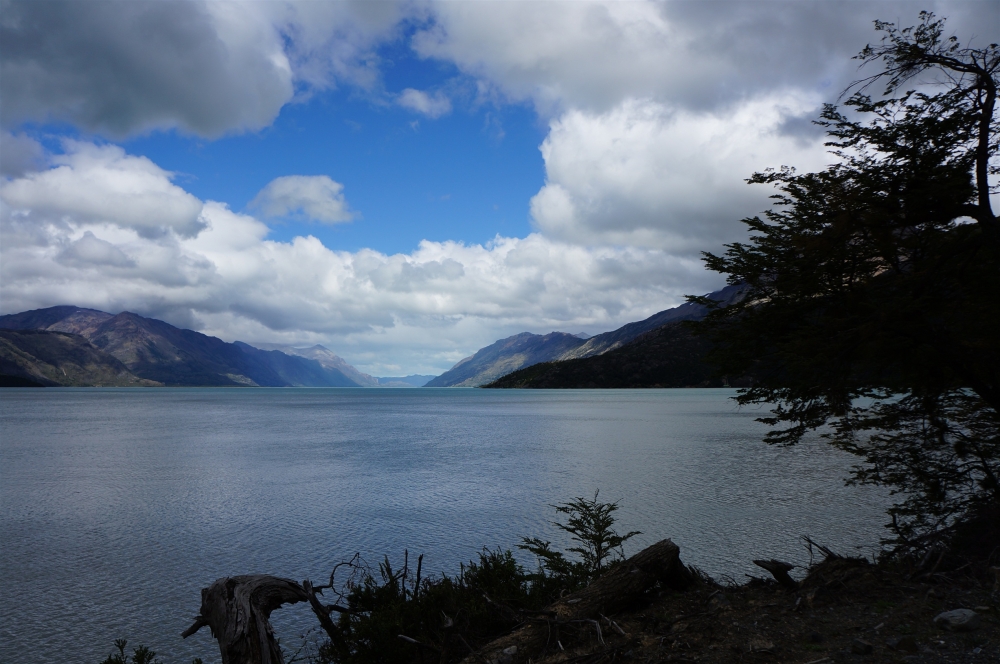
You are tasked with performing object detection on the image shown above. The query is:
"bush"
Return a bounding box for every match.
[316,492,639,664]
[518,490,640,592]
[99,640,164,664]
[99,638,200,664]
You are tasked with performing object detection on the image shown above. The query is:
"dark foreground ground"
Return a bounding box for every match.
[510,555,998,664]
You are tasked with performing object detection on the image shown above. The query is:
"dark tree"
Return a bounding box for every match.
[693,13,999,547]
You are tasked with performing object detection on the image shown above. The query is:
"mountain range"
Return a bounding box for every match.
[427,284,744,387]
[0,285,741,388]
[0,306,377,388]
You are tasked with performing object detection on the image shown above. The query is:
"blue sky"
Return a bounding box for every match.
[122,50,548,254]
[1,0,994,375]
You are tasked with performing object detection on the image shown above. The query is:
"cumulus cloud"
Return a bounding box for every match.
[0,142,205,238]
[0,0,290,136]
[249,175,355,224]
[397,88,453,118]
[2,1,989,137]
[529,93,832,251]
[57,231,136,269]
[413,0,990,116]
[0,0,404,137]
[0,142,717,373]
[271,0,408,92]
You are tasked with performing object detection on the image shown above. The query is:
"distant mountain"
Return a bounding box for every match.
[377,375,436,387]
[483,320,750,389]
[558,284,745,360]
[0,305,112,337]
[81,312,290,386]
[0,306,372,387]
[0,329,160,387]
[426,285,745,387]
[250,343,378,386]
[425,332,588,387]
[234,342,361,387]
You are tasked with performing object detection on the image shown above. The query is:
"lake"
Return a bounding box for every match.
[0,388,889,663]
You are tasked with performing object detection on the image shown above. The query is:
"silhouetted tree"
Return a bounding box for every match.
[693,13,999,547]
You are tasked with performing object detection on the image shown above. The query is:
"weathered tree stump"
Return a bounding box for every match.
[460,539,694,664]
[181,575,310,664]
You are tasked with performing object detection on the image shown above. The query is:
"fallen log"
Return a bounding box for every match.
[549,538,695,618]
[460,539,694,664]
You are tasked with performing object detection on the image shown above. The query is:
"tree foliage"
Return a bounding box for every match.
[519,490,640,586]
[693,13,999,546]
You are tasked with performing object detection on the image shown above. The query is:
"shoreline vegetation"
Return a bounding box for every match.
[106,496,999,664]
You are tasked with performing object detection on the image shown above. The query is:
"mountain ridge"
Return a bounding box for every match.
[424,331,588,387]
[250,342,378,386]
[483,319,745,389]
[426,285,743,387]
[0,306,372,387]
[558,284,745,360]
[0,329,161,387]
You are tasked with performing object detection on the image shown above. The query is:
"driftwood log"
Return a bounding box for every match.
[753,559,798,590]
[182,574,338,664]
[460,539,694,664]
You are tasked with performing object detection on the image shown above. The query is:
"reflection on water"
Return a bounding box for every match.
[0,388,888,663]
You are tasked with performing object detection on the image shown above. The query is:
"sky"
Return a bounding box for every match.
[1,0,996,376]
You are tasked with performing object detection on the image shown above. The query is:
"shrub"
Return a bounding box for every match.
[316,492,639,664]
[99,640,163,664]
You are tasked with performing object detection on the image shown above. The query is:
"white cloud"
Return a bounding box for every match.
[397,88,453,118]
[2,1,990,137]
[57,231,136,269]
[413,1,992,117]
[0,142,205,238]
[529,93,832,251]
[249,175,355,224]
[0,142,719,374]
[271,0,408,93]
[413,1,677,115]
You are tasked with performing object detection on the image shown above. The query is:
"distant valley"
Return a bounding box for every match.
[427,284,743,388]
[0,285,741,388]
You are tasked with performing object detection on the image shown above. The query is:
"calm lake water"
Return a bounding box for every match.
[0,388,889,663]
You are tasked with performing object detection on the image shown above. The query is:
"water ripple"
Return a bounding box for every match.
[1,388,888,663]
